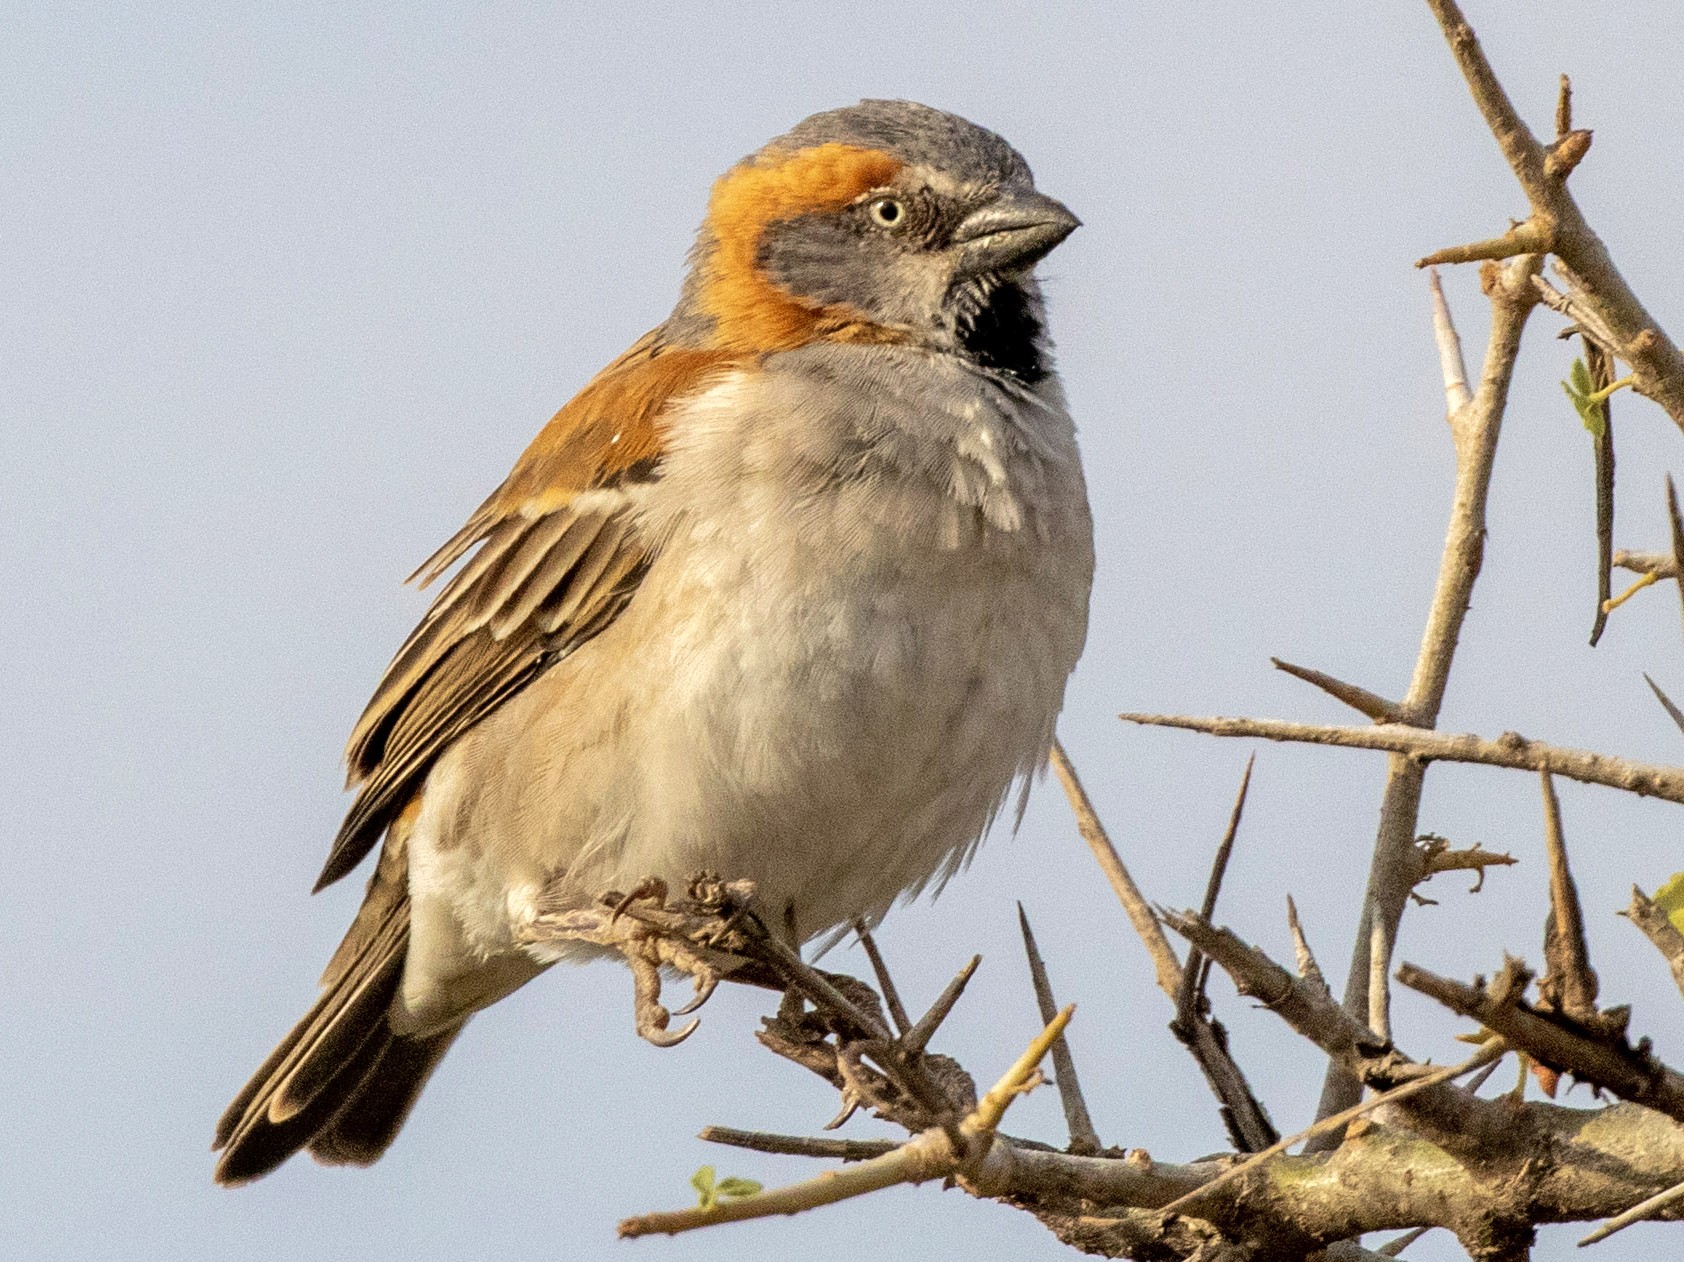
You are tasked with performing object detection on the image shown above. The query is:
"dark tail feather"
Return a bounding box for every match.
[309,1023,462,1166]
[213,905,462,1185]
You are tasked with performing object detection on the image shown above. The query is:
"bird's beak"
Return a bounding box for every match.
[950,190,1080,277]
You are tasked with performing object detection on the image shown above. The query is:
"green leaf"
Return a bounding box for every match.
[1653,871,1684,936]
[714,1177,764,1200]
[691,1165,717,1210]
[1562,356,1607,437]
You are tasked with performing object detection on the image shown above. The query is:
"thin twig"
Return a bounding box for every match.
[1586,340,1616,647]
[1055,742,1276,1152]
[1423,0,1684,428]
[1398,958,1684,1123]
[1120,713,1684,805]
[1157,1041,1506,1218]
[1308,260,1538,1129]
[1614,549,1679,579]
[699,1127,899,1162]
[1050,738,1184,997]
[618,1007,1073,1238]
[1667,476,1684,652]
[1017,904,1101,1154]
[1417,838,1516,889]
[754,934,893,1041]
[1578,1175,1684,1246]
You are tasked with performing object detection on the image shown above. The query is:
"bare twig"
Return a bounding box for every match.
[1160,908,1531,1164]
[1054,742,1276,1153]
[1614,549,1679,580]
[1578,1176,1684,1246]
[1050,739,1184,997]
[619,1007,1073,1238]
[1534,269,1624,356]
[699,1127,899,1162]
[1422,0,1684,429]
[1300,260,1539,1125]
[1416,836,1516,892]
[1623,886,1684,1003]
[1018,904,1101,1154]
[1157,1041,1506,1219]
[1397,958,1684,1123]
[1272,657,1405,723]
[1417,221,1550,269]
[1119,713,1684,805]
[1161,758,1281,1154]
[1158,910,1390,1073]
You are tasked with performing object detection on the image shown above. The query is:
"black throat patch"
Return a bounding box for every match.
[950,275,1046,384]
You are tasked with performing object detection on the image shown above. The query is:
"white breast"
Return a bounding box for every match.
[596,347,1093,941]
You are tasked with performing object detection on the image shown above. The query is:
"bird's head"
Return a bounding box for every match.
[671,100,1078,384]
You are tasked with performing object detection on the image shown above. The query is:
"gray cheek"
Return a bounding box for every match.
[759,219,954,334]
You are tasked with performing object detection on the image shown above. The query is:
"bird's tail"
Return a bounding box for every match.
[213,897,461,1185]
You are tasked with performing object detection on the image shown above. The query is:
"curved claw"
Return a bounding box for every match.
[823,1093,861,1131]
[672,973,720,1017]
[610,875,669,925]
[640,1016,701,1048]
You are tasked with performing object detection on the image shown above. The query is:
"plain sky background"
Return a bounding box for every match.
[7,3,1684,1259]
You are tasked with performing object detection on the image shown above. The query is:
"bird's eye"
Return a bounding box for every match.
[867,196,905,227]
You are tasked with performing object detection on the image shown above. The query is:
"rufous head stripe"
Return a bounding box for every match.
[699,143,902,351]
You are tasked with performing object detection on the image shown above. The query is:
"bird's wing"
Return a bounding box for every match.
[312,331,742,892]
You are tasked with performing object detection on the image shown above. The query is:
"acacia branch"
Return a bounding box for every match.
[1397,958,1684,1123]
[1119,713,1684,805]
[1288,261,1537,1129]
[1421,0,1684,429]
[620,1007,1074,1238]
[680,912,1684,1258]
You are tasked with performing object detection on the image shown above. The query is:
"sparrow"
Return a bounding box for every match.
[214,99,1093,1184]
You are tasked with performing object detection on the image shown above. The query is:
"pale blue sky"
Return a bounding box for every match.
[7,4,1684,1260]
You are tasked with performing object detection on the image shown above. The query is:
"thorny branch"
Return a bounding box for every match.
[1421,0,1684,429]
[1119,711,1684,806]
[1319,256,1538,1125]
